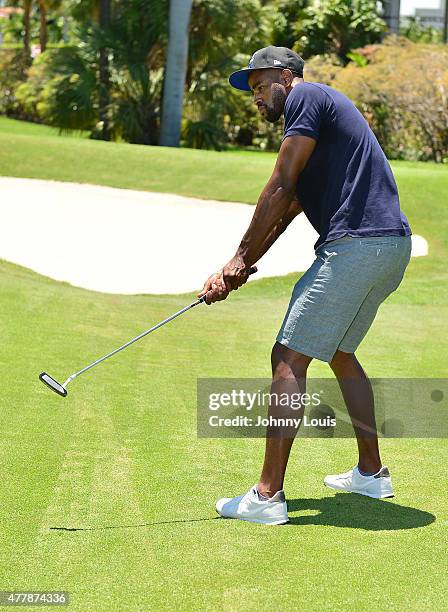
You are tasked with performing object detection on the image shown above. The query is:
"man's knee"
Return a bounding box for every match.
[271,342,313,377]
[330,349,356,373]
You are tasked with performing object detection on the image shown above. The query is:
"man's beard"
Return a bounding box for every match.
[263,84,286,123]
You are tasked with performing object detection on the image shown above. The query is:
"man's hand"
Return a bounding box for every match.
[198,271,230,305]
[222,254,251,291]
[198,255,253,305]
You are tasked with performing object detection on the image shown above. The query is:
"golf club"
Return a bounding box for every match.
[39,266,257,397]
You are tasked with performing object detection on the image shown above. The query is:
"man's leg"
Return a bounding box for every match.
[329,349,381,473]
[258,342,313,497]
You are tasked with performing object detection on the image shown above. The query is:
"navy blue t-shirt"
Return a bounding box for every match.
[283,82,411,249]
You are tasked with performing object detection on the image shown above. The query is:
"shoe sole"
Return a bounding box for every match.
[215,510,289,525]
[324,481,394,499]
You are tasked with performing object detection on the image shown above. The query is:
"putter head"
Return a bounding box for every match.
[39,372,67,397]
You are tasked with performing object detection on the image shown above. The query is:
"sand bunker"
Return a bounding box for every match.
[0,177,427,294]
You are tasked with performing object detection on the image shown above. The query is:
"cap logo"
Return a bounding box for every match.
[273,60,282,65]
[248,53,256,68]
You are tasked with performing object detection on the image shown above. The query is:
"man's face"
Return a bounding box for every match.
[248,69,288,123]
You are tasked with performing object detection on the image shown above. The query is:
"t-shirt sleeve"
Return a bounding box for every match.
[283,85,328,141]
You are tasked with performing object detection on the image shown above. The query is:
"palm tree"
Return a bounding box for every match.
[17,0,60,56]
[22,0,32,58]
[37,0,48,51]
[98,0,111,140]
[54,0,111,140]
[159,0,193,147]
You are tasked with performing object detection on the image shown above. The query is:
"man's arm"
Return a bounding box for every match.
[222,134,316,291]
[198,197,302,303]
[254,196,303,261]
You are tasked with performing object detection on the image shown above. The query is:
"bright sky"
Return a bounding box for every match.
[400,0,443,15]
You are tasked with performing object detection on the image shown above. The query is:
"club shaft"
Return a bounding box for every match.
[61,266,257,388]
[66,297,204,383]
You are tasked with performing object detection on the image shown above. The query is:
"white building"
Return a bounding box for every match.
[402,0,445,29]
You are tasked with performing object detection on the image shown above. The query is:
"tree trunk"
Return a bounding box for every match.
[443,0,448,44]
[98,0,111,141]
[38,0,48,53]
[159,0,193,147]
[382,0,401,34]
[23,0,32,60]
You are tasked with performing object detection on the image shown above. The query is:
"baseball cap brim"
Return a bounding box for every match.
[229,67,261,91]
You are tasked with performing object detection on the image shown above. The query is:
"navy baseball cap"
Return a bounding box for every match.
[229,46,305,92]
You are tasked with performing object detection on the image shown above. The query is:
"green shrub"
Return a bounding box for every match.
[0,49,30,117]
[334,38,448,162]
[182,72,241,150]
[182,0,270,150]
[294,0,386,62]
[400,17,443,44]
[110,67,164,145]
[15,46,98,131]
[304,53,344,84]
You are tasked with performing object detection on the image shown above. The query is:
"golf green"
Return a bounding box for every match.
[0,119,447,610]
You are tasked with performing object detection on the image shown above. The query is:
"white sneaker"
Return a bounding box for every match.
[324,466,394,498]
[215,485,289,525]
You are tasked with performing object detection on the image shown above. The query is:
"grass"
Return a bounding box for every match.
[0,116,273,202]
[0,118,447,610]
[0,114,446,207]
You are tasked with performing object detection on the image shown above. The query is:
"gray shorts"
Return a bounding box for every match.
[276,235,412,362]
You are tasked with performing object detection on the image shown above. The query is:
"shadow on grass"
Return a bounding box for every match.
[48,496,435,532]
[49,517,220,531]
[287,494,435,530]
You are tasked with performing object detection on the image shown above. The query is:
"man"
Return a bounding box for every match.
[199,46,412,525]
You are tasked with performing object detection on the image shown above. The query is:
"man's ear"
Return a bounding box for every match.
[281,69,294,87]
